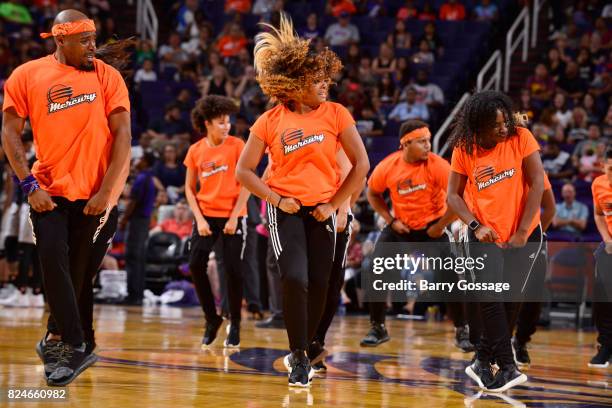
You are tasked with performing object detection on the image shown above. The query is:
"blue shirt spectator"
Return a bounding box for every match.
[299,13,321,40]
[552,183,589,235]
[388,87,429,122]
[152,144,186,190]
[474,0,499,21]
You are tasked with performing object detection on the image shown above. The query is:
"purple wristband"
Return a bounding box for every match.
[19,175,40,196]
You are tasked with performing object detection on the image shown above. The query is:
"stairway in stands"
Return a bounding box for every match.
[507,6,551,103]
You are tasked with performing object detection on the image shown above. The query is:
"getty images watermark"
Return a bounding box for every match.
[371,253,510,293]
[361,242,611,303]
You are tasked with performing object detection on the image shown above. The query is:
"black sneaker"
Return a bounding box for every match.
[201,316,223,348]
[47,342,98,386]
[455,325,475,353]
[512,338,530,366]
[224,323,240,348]
[588,344,611,368]
[487,364,528,393]
[312,360,327,373]
[255,315,285,329]
[465,358,495,390]
[247,304,264,321]
[36,334,62,379]
[285,351,314,387]
[360,323,390,347]
[85,340,96,355]
[306,340,327,366]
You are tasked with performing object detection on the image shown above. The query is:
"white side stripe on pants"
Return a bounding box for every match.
[331,211,337,260]
[341,213,353,267]
[520,224,544,293]
[239,217,248,260]
[266,202,282,259]
[92,206,112,244]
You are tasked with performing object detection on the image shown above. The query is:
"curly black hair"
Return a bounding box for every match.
[96,37,137,77]
[191,95,239,135]
[448,90,518,155]
[399,119,429,141]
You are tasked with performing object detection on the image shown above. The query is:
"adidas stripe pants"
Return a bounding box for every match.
[465,225,543,366]
[313,213,353,346]
[30,198,112,346]
[266,204,336,352]
[367,218,450,325]
[189,216,246,325]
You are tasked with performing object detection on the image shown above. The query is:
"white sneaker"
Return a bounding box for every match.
[143,289,160,305]
[0,288,20,306]
[159,289,183,304]
[14,290,31,308]
[29,293,45,308]
[0,283,17,301]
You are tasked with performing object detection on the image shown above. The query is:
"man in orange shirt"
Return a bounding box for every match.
[150,199,193,239]
[1,10,131,386]
[447,91,544,392]
[236,15,369,387]
[217,23,248,58]
[360,120,456,347]
[439,0,466,20]
[184,95,250,349]
[589,147,612,368]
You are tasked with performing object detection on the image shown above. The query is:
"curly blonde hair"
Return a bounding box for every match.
[253,13,342,105]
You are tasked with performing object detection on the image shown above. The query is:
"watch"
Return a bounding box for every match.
[468,219,480,231]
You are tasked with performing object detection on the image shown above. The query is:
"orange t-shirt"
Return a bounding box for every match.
[592,174,612,237]
[217,36,247,58]
[250,102,355,206]
[225,0,251,13]
[369,151,449,230]
[450,127,541,243]
[440,4,466,20]
[183,135,246,218]
[463,171,552,212]
[160,218,193,239]
[2,54,130,201]
[331,0,357,17]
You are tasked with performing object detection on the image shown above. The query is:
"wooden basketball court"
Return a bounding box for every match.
[1,305,610,407]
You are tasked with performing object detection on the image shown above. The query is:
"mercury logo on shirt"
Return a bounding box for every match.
[474,165,516,191]
[281,128,325,155]
[397,178,427,195]
[603,202,612,216]
[47,84,97,114]
[201,161,228,178]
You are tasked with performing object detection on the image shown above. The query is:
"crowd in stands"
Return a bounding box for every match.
[523,0,610,242]
[0,0,609,312]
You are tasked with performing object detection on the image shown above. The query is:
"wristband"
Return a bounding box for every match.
[277,196,283,208]
[19,175,40,196]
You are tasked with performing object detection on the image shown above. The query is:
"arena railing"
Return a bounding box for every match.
[504,6,530,92]
[137,0,159,49]
[476,49,502,92]
[433,91,470,157]
[532,0,545,48]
